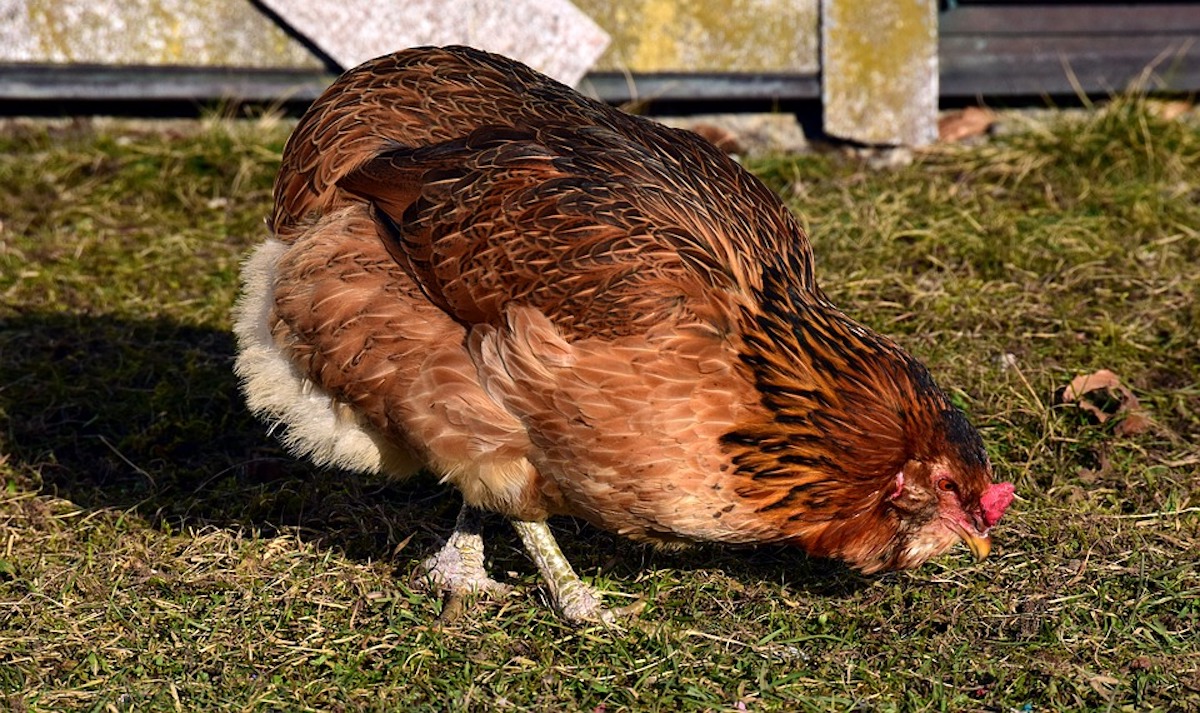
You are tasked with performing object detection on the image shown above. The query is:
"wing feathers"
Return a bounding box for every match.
[338,128,724,338]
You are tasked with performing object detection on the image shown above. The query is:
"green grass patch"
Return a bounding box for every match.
[1,100,1198,711]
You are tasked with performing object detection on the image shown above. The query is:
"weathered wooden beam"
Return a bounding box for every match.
[940,5,1200,35]
[940,4,1200,97]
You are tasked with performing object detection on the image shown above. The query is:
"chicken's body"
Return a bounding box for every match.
[234,46,1013,621]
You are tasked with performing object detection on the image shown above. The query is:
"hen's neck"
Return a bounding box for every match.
[720,267,932,532]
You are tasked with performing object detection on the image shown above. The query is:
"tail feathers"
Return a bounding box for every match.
[232,240,421,478]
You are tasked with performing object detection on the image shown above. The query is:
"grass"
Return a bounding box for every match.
[0,99,1197,711]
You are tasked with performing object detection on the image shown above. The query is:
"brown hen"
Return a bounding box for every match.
[233,45,1015,623]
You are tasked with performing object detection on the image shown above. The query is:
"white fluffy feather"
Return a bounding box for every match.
[231,239,420,477]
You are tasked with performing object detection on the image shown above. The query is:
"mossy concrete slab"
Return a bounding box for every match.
[575,0,818,73]
[0,0,321,67]
[822,0,938,146]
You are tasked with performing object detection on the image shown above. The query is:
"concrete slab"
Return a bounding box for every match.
[0,0,320,67]
[822,0,938,146]
[574,0,819,73]
[258,0,609,86]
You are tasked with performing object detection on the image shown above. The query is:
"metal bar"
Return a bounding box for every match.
[577,73,821,104]
[0,64,333,104]
[0,64,821,110]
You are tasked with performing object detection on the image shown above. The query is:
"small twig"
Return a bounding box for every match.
[1006,359,1046,414]
[1108,506,1200,520]
[683,628,752,649]
[95,435,155,488]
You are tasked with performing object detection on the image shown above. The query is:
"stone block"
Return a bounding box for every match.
[259,0,609,86]
[822,0,938,146]
[0,0,320,67]
[575,0,819,73]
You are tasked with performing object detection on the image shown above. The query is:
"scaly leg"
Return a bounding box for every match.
[414,505,511,616]
[511,519,644,625]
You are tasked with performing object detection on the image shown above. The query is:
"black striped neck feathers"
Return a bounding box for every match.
[722,266,990,554]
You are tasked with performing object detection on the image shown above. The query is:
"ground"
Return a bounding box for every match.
[0,98,1197,711]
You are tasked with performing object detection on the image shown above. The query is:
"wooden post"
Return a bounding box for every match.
[821,0,939,146]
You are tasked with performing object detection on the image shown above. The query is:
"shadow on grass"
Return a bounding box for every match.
[0,310,868,599]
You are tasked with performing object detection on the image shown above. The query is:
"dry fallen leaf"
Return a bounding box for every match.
[1115,411,1153,437]
[1059,369,1152,435]
[1088,673,1120,697]
[689,123,743,154]
[938,106,996,143]
[1147,99,1193,121]
[1061,369,1126,421]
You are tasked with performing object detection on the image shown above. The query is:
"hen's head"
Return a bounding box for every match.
[726,283,1015,573]
[779,400,1016,575]
[865,408,1016,573]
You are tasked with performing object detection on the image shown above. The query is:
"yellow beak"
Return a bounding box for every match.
[961,532,992,561]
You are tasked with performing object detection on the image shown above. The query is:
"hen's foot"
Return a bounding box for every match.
[414,505,510,619]
[511,519,644,626]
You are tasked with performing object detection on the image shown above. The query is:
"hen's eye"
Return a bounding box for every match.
[937,479,959,493]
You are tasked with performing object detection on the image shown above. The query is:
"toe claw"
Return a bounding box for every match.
[414,504,508,609]
[438,591,466,623]
[560,592,646,627]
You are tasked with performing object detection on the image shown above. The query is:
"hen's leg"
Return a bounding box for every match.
[511,519,643,625]
[415,505,511,613]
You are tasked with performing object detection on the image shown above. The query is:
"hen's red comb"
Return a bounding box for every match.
[981,482,1015,528]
